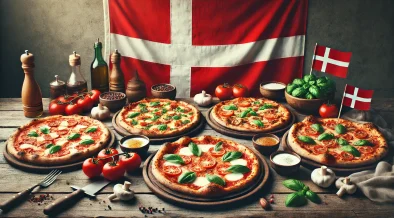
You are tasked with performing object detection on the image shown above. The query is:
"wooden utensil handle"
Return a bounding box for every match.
[43,189,85,215]
[0,187,34,211]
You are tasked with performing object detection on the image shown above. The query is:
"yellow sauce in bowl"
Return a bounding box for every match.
[122,138,148,148]
[256,137,278,146]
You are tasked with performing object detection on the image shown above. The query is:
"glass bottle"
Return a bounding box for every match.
[91,38,109,93]
[50,75,66,99]
[67,51,88,94]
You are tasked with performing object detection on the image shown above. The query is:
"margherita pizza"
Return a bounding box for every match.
[7,115,110,165]
[288,116,388,167]
[212,97,291,132]
[117,98,200,138]
[151,136,260,197]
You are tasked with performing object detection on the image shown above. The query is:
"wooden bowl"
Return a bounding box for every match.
[119,135,150,157]
[252,133,280,156]
[259,81,286,100]
[99,92,127,112]
[285,91,330,114]
[151,84,177,100]
[269,151,301,176]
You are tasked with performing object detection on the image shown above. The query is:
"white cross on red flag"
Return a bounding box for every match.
[312,45,352,78]
[342,84,374,110]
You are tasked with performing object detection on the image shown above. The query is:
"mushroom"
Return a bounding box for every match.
[108,181,135,201]
[335,177,357,197]
[311,166,336,188]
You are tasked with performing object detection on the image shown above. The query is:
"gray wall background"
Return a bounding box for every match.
[1,0,393,98]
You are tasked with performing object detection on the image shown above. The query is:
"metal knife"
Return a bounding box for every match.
[43,178,110,215]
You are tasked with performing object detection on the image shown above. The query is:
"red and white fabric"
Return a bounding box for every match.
[342,84,374,111]
[104,0,308,97]
[312,44,352,78]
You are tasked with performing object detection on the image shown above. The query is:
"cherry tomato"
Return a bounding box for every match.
[322,139,339,148]
[180,155,192,164]
[312,145,328,155]
[304,126,320,136]
[65,103,83,115]
[342,134,354,141]
[57,94,76,103]
[209,147,226,157]
[200,157,217,169]
[119,153,142,173]
[164,165,182,176]
[139,121,147,126]
[220,110,234,117]
[82,158,104,178]
[77,95,94,112]
[188,164,205,173]
[88,90,101,104]
[170,102,178,109]
[215,83,233,101]
[216,163,231,175]
[357,146,374,154]
[264,113,278,120]
[232,84,249,98]
[98,148,119,164]
[102,162,125,181]
[340,151,354,161]
[355,130,368,139]
[319,103,339,118]
[49,100,67,115]
[238,101,251,107]
[323,120,337,130]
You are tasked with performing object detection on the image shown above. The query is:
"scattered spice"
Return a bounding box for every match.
[139,205,166,215]
[152,84,174,92]
[269,198,275,204]
[28,194,53,205]
[108,205,112,210]
[100,92,125,100]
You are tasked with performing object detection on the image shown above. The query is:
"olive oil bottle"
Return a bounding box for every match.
[90,38,109,93]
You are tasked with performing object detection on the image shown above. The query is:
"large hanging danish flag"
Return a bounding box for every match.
[342,84,374,111]
[312,44,352,78]
[104,0,308,97]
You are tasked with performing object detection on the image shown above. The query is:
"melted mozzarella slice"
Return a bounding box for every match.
[56,139,68,146]
[58,126,68,130]
[49,133,59,139]
[230,159,247,166]
[20,144,40,150]
[36,136,45,142]
[60,121,68,127]
[198,144,215,152]
[163,161,181,167]
[193,177,210,187]
[179,147,193,156]
[81,135,92,140]
[225,173,244,181]
[74,125,87,131]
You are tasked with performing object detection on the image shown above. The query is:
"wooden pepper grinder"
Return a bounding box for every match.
[109,49,125,93]
[20,50,43,118]
[126,70,146,103]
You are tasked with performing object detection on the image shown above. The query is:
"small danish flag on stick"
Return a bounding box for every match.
[338,84,374,118]
[310,44,352,78]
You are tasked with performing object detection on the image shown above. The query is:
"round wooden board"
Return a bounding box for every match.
[205,106,295,139]
[281,130,385,175]
[142,149,270,208]
[3,128,116,173]
[112,110,206,144]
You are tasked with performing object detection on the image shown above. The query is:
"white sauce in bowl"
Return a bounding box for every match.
[262,83,286,90]
[272,153,300,166]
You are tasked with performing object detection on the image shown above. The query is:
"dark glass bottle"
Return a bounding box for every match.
[90,38,109,93]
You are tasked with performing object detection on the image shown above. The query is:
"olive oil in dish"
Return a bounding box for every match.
[122,137,149,148]
[272,153,300,166]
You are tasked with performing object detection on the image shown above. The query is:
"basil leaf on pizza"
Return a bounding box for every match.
[223,105,237,110]
[189,142,202,157]
[178,172,196,184]
[340,145,361,157]
[175,107,184,112]
[150,115,160,121]
[46,143,54,149]
[128,112,140,118]
[27,131,39,137]
[298,136,315,144]
[172,115,181,120]
[67,133,81,140]
[49,145,62,154]
[163,154,184,164]
[85,127,97,133]
[226,165,250,173]
[206,174,226,186]
[259,103,272,110]
[161,108,168,114]
[138,103,146,108]
[80,139,95,145]
[253,101,260,105]
[222,151,242,162]
[214,142,223,151]
[140,107,148,113]
[149,101,160,106]
[239,110,249,118]
[249,111,258,116]
[353,139,372,146]
[131,119,138,125]
[40,126,50,134]
[253,120,264,127]
[157,124,167,131]
[335,124,346,134]
[311,123,324,133]
[182,120,190,124]
[337,138,349,146]
[317,133,335,141]
[282,179,306,191]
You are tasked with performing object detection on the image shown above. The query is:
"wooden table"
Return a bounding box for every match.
[0,98,393,217]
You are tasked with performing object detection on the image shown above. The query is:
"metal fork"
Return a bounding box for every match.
[0,170,62,212]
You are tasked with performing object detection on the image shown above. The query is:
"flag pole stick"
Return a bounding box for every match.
[337,84,347,120]
[309,43,317,75]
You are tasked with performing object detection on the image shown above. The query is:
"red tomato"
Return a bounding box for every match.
[354,130,368,139]
[216,163,231,175]
[102,162,125,181]
[340,151,354,161]
[65,103,83,115]
[238,101,251,107]
[319,103,339,118]
[200,157,217,169]
[77,95,94,112]
[88,90,101,104]
[98,148,119,164]
[119,153,142,173]
[49,100,67,115]
[220,110,234,117]
[342,134,354,141]
[82,158,104,178]
[357,146,374,154]
[180,155,192,164]
[312,145,328,155]
[322,139,339,148]
[232,84,249,98]
[304,126,320,136]
[170,102,178,109]
[139,121,147,126]
[188,164,205,173]
[164,165,182,176]
[57,94,76,103]
[215,83,233,101]
[209,147,226,157]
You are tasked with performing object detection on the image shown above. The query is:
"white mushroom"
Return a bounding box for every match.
[335,177,357,197]
[311,166,336,188]
[108,181,135,201]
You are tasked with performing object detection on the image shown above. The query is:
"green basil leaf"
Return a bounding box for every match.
[172,115,181,120]
[144,124,153,130]
[340,145,361,157]
[67,133,81,140]
[128,112,140,118]
[253,101,260,105]
[150,101,160,106]
[157,124,167,131]
[46,143,54,149]
[162,108,168,114]
[311,123,324,133]
[305,190,321,204]
[317,133,335,141]
[248,111,258,116]
[138,103,146,108]
[282,179,306,191]
[337,138,349,146]
[27,131,39,137]
[80,139,95,145]
[222,151,242,162]
[285,192,307,207]
[214,142,223,151]
[182,120,190,124]
[40,126,50,134]
[140,107,148,113]
[163,115,172,120]
[239,110,249,118]
[259,103,273,110]
[131,119,138,125]
[206,174,226,186]
[178,171,196,184]
[175,107,184,112]
[226,165,250,173]
[163,154,184,165]
[298,136,316,144]
[85,127,97,133]
[49,145,62,154]
[353,139,372,146]
[253,120,264,127]
[150,115,161,121]
[188,142,202,157]
[335,124,347,134]
[223,105,238,110]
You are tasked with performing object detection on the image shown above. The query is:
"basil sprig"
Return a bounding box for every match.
[335,124,347,134]
[282,179,306,191]
[305,190,321,203]
[222,151,242,162]
[214,142,223,151]
[157,124,167,131]
[298,136,315,144]
[283,179,320,207]
[131,119,138,125]
[49,145,62,154]
[150,115,160,121]
[182,120,190,124]
[27,131,39,137]
[259,103,272,110]
[150,101,160,106]
[40,126,50,134]
[311,123,324,133]
[285,192,307,207]
[189,142,202,157]
[163,154,184,165]
[239,110,249,118]
[253,120,264,127]
[340,145,361,157]
[128,112,140,118]
[67,133,81,140]
[178,172,196,184]
[206,174,226,186]
[317,133,335,141]
[353,139,372,146]
[46,143,54,149]
[85,127,97,133]
[223,105,237,110]
[175,107,184,112]
[172,115,181,120]
[226,165,250,173]
[337,138,349,146]
[80,139,95,145]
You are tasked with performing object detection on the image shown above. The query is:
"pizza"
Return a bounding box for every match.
[117,98,201,137]
[7,115,110,165]
[151,136,260,197]
[211,97,291,132]
[288,116,388,167]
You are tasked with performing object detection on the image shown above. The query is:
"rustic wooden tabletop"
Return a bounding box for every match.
[0,98,393,217]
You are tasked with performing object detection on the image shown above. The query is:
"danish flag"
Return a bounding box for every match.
[312,45,352,78]
[342,84,374,111]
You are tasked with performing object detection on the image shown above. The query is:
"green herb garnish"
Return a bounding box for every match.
[206,174,226,186]
[27,131,39,137]
[80,139,95,145]
[67,133,81,140]
[178,172,196,184]
[163,154,184,164]
[189,142,202,157]
[222,151,242,162]
[85,127,97,133]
